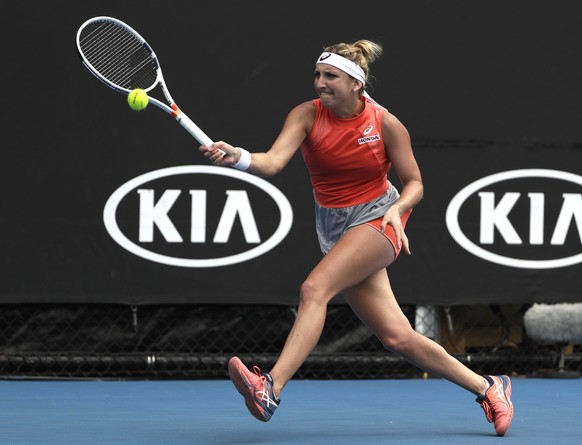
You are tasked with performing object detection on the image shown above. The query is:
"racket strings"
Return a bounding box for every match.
[79,20,158,90]
[81,22,156,89]
[83,24,142,79]
[82,22,156,88]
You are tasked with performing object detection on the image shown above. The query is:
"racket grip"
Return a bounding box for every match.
[175,111,226,157]
[176,113,213,146]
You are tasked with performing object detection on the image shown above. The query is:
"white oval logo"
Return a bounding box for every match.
[446,169,582,269]
[103,166,293,267]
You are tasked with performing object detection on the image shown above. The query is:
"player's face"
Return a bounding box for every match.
[314,64,359,108]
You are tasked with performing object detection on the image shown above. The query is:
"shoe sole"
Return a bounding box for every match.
[228,357,269,422]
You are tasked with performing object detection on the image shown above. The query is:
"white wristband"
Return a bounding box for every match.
[233,147,251,171]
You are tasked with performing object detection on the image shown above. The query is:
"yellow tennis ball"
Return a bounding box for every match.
[127,89,149,111]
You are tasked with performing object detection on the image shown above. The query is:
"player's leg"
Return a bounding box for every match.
[267,224,397,397]
[342,246,514,436]
[229,223,393,421]
[343,266,488,395]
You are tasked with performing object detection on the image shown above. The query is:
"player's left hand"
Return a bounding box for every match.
[380,205,411,255]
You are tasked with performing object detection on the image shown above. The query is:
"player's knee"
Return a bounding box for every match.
[299,278,329,307]
[379,328,416,354]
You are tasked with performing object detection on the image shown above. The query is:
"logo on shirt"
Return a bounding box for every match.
[358,134,380,145]
[363,125,374,135]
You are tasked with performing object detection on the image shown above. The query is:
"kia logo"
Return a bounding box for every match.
[446,169,582,269]
[103,166,293,267]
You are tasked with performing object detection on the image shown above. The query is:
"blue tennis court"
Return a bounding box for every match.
[1,377,579,444]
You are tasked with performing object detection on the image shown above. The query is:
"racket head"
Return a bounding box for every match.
[76,16,161,94]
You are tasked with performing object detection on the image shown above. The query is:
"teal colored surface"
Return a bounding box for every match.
[0,378,579,444]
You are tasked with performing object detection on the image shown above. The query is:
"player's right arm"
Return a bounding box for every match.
[200,101,315,177]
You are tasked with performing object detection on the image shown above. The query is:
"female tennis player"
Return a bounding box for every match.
[200,40,513,436]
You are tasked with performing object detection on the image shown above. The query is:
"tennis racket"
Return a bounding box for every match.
[76,16,222,153]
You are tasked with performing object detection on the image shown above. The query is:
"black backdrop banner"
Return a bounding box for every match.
[1,1,581,305]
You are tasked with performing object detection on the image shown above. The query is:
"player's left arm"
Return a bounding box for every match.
[380,111,424,254]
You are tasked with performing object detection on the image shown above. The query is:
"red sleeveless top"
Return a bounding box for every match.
[300,98,390,207]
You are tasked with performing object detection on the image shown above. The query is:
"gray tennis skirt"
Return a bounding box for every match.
[314,186,401,254]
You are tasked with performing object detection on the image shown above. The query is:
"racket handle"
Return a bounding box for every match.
[176,113,226,157]
[176,113,213,146]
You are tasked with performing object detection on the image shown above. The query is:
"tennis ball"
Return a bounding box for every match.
[127,89,149,111]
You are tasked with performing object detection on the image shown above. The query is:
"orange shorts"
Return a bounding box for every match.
[365,208,412,259]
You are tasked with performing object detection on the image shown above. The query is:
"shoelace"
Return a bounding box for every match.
[252,365,267,383]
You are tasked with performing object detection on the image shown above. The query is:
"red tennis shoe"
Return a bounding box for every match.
[228,356,280,422]
[476,375,514,436]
